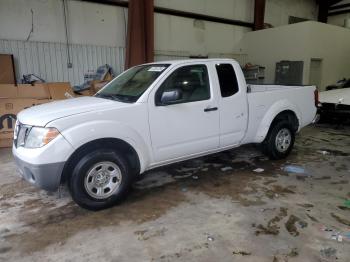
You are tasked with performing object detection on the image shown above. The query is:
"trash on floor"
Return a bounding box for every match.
[343,232,350,240]
[221,166,233,172]
[317,150,330,155]
[330,213,350,226]
[331,233,343,242]
[232,250,251,256]
[253,168,264,173]
[285,215,307,236]
[320,247,337,259]
[344,200,350,208]
[283,165,307,174]
[207,236,214,241]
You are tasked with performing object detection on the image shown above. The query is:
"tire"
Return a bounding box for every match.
[68,149,134,211]
[261,120,295,160]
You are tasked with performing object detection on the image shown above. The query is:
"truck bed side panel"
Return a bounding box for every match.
[243,85,316,144]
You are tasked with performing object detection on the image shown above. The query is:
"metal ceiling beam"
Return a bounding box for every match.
[81,0,254,28]
[82,0,128,8]
[316,0,346,20]
[328,9,350,16]
[155,7,253,28]
[329,3,350,10]
[328,0,344,6]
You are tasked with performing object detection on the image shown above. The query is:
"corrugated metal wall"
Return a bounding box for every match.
[0,39,125,86]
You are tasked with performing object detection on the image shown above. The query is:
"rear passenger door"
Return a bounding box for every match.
[214,62,248,148]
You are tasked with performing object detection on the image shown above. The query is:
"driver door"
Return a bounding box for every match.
[148,63,220,163]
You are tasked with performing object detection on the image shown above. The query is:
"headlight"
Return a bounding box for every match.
[24,127,60,148]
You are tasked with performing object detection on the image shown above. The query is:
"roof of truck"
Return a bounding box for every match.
[148,58,237,65]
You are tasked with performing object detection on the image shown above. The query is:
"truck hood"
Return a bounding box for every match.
[319,88,350,105]
[17,97,127,126]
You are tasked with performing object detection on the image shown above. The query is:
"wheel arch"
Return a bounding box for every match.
[60,138,141,184]
[270,110,299,132]
[254,101,301,143]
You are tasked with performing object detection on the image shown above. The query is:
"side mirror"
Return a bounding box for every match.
[160,89,183,105]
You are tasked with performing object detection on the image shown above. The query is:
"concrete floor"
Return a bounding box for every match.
[0,125,349,262]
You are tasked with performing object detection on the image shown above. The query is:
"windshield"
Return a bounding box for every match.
[96,64,170,103]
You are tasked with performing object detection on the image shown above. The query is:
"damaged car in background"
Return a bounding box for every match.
[318,79,350,123]
[12,59,317,210]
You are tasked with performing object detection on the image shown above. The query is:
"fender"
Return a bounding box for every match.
[56,120,151,173]
[254,99,302,143]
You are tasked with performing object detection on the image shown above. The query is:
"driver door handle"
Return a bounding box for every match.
[204,107,218,112]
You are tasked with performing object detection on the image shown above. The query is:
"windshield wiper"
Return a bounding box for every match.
[95,93,135,103]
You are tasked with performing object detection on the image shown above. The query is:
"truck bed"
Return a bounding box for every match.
[248,84,312,93]
[242,84,317,144]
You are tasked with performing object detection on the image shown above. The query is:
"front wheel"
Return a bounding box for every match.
[69,149,134,210]
[261,121,295,160]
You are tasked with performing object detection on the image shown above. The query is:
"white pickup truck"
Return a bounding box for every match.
[13,59,317,210]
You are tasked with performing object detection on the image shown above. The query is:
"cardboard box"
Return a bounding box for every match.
[0,54,16,84]
[75,89,94,97]
[0,80,92,147]
[0,98,49,148]
[18,84,50,99]
[0,84,18,98]
[91,80,109,93]
[0,137,12,148]
[47,82,74,100]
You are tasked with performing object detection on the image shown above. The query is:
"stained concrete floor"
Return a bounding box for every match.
[0,125,349,262]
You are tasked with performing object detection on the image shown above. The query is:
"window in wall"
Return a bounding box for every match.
[215,63,239,97]
[156,64,210,105]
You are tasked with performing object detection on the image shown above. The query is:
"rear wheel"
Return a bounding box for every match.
[69,149,134,210]
[262,120,295,160]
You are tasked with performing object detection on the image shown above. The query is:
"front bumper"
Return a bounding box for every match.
[13,154,65,191]
[318,103,350,121]
[12,133,74,191]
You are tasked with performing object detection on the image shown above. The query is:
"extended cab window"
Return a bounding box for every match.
[96,64,170,103]
[215,63,239,97]
[156,64,210,105]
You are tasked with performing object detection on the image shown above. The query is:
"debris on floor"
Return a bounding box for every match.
[330,212,350,226]
[285,215,307,236]
[255,207,288,236]
[221,166,233,172]
[232,250,251,256]
[317,150,330,155]
[1,125,350,261]
[320,247,337,259]
[206,234,215,241]
[253,168,264,173]
[283,165,306,174]
[344,199,350,207]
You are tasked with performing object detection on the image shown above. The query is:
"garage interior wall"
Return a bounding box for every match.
[0,0,127,85]
[264,0,318,26]
[328,13,350,26]
[236,21,350,91]
[0,0,319,84]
